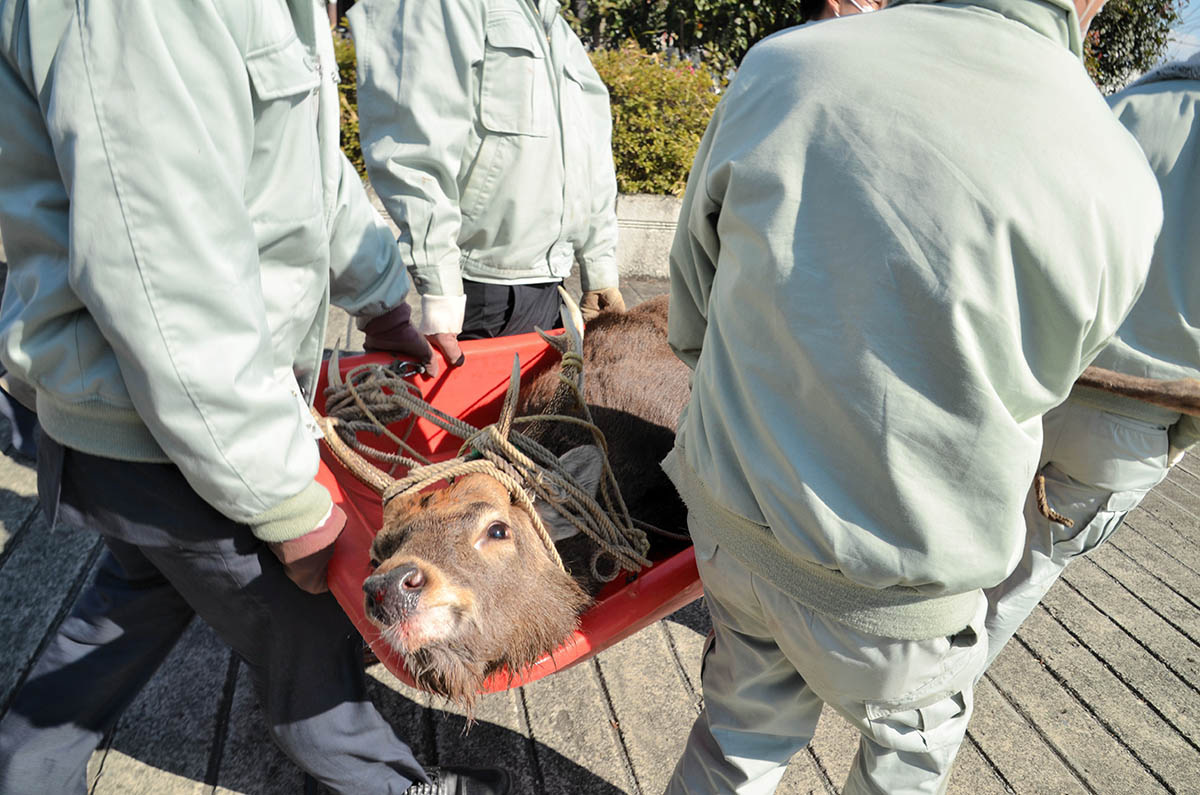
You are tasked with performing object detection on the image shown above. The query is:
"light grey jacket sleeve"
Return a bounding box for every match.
[569,43,619,292]
[667,103,725,370]
[351,0,484,300]
[45,2,329,541]
[326,152,413,318]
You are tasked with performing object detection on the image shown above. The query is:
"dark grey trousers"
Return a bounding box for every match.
[0,436,426,794]
[460,279,564,340]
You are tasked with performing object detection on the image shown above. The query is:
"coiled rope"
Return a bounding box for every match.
[317,309,651,581]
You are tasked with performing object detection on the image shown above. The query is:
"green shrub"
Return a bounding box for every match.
[591,42,723,196]
[332,29,364,178]
[332,32,718,195]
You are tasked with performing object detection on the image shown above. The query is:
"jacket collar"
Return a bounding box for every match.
[1130,50,1200,88]
[886,0,1083,59]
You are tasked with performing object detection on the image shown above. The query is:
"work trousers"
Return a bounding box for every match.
[0,436,425,794]
[666,532,988,795]
[983,399,1171,667]
[460,278,563,340]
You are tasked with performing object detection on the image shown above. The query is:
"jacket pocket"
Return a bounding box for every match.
[242,35,324,228]
[246,35,321,101]
[480,14,549,136]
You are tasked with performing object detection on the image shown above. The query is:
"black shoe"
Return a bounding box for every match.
[405,766,511,795]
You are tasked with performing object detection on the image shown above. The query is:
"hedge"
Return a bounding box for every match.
[334,35,721,196]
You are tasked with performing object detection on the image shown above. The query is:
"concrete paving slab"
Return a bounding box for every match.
[0,453,37,556]
[521,659,633,795]
[430,685,541,795]
[1117,519,1200,594]
[660,599,711,699]
[0,514,101,708]
[1089,538,1200,639]
[214,660,307,795]
[1138,490,1200,568]
[1040,576,1200,744]
[364,665,437,769]
[985,639,1165,794]
[596,623,700,794]
[92,620,224,795]
[1016,604,1199,793]
[808,708,858,789]
[946,739,1010,795]
[968,675,1086,794]
[1062,556,1200,685]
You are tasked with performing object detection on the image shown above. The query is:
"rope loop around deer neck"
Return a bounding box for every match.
[318,342,652,575]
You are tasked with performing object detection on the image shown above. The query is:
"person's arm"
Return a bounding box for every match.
[668,103,726,370]
[51,2,329,542]
[567,39,621,317]
[349,0,484,338]
[1169,415,1200,464]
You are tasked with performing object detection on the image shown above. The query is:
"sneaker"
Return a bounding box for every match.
[405,766,511,795]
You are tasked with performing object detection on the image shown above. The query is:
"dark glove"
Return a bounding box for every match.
[580,287,626,322]
[358,303,433,365]
[268,504,347,594]
[425,332,465,377]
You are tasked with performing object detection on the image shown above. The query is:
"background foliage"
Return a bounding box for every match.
[333,31,363,176]
[336,0,1186,192]
[1085,0,1182,94]
[591,42,724,195]
[561,0,804,76]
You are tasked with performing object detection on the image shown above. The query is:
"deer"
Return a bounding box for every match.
[343,296,691,707]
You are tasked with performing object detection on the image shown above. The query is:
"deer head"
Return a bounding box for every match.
[361,445,603,707]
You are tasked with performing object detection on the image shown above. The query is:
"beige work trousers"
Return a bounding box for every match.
[983,399,1171,668]
[666,534,988,795]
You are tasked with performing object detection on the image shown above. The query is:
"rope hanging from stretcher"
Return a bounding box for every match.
[1031,366,1200,526]
[315,292,652,581]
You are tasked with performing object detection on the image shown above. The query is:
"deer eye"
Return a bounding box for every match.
[486,522,510,541]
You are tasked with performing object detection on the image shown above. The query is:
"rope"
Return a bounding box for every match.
[319,336,652,578]
[1034,473,1074,528]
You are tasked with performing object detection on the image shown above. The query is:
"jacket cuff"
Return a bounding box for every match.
[419,293,467,335]
[1168,416,1200,453]
[247,480,333,543]
[579,253,619,292]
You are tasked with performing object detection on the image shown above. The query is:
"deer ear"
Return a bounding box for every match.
[535,445,604,542]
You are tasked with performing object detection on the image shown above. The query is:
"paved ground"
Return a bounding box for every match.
[1,274,1198,794]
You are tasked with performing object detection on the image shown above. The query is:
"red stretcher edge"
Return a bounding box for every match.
[317,329,702,693]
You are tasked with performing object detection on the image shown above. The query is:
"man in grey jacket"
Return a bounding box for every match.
[350,0,624,370]
[0,2,505,793]
[662,0,1161,791]
[983,53,1200,668]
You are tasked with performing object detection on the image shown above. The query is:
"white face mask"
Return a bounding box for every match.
[846,0,876,12]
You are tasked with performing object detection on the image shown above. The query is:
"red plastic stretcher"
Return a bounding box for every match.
[316,330,703,693]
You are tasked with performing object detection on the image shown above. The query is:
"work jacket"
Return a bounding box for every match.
[1074,55,1200,451]
[664,0,1162,639]
[0,0,412,542]
[350,0,619,333]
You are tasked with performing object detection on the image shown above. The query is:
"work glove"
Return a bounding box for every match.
[358,303,434,371]
[1169,444,1188,467]
[580,287,626,322]
[268,503,347,594]
[425,332,465,377]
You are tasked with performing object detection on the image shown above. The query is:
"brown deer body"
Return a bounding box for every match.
[362,296,691,706]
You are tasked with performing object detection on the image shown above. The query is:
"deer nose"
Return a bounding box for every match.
[363,563,427,623]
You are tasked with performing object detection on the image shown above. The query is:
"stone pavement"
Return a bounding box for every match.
[0,276,1198,794]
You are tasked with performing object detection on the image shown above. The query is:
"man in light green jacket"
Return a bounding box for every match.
[661,0,1161,791]
[349,0,624,369]
[0,2,506,793]
[984,53,1200,667]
